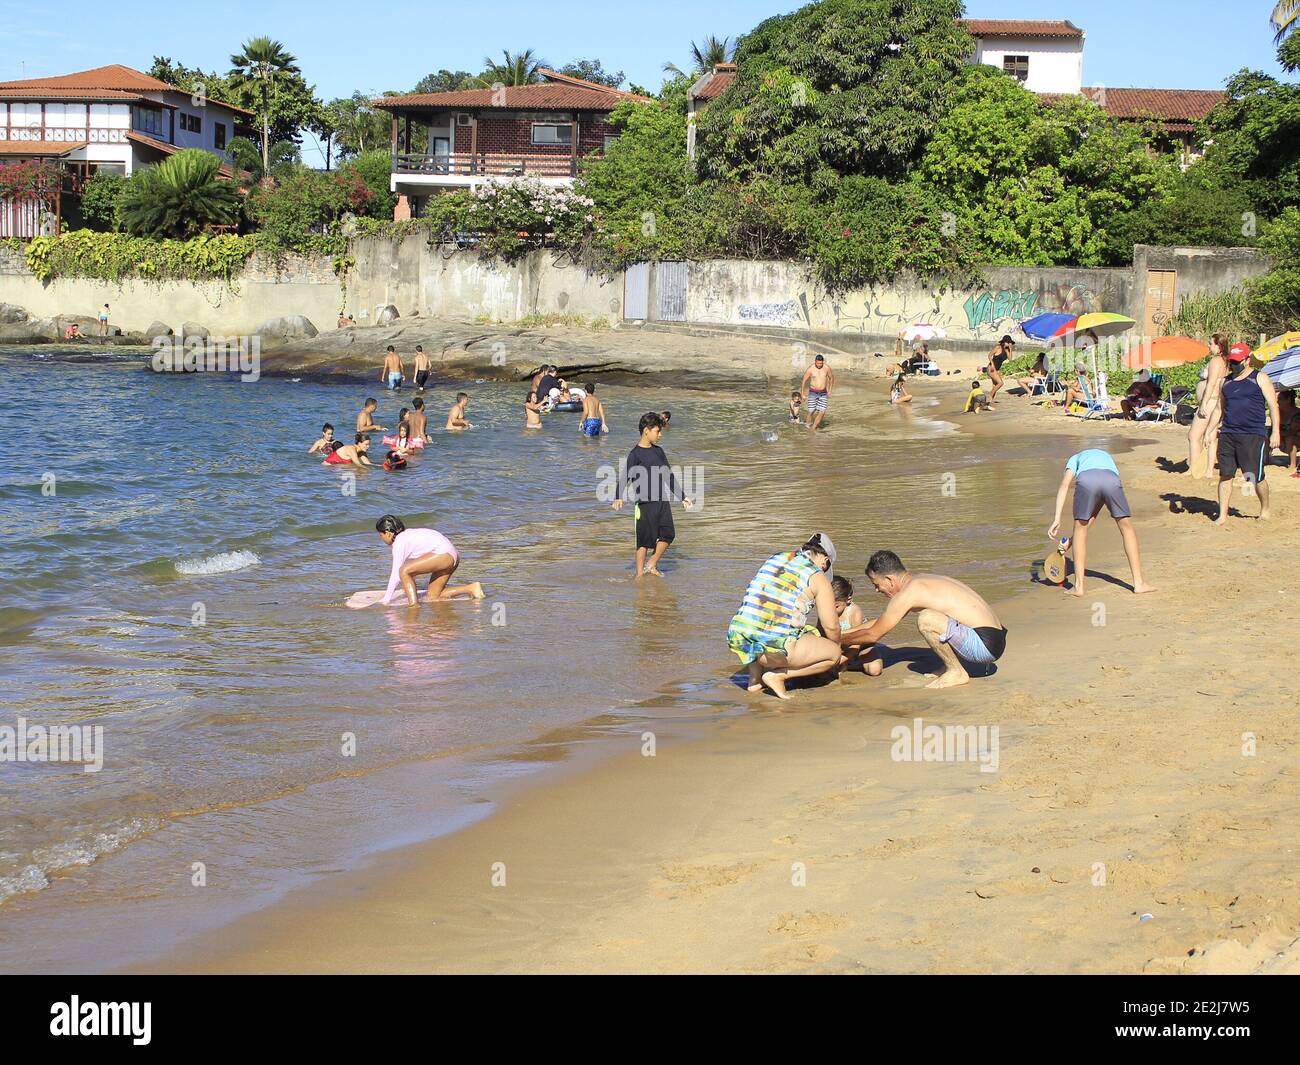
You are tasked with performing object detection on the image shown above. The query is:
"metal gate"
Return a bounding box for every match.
[623,262,649,320]
[1142,270,1177,338]
[657,260,688,322]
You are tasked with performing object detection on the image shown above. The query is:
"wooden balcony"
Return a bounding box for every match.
[393,152,578,179]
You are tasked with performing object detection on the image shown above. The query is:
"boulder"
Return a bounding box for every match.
[145,321,176,343]
[180,321,210,340]
[0,302,29,324]
[257,315,318,340]
[375,304,400,326]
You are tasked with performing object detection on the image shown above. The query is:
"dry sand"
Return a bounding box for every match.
[134,386,1300,974]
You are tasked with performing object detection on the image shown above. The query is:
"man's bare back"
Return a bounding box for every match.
[890,574,1000,630]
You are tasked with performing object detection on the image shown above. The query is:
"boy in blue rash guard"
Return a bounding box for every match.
[1048,448,1155,598]
[610,412,693,577]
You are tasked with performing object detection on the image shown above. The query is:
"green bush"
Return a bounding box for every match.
[77,171,127,232]
[119,150,240,238]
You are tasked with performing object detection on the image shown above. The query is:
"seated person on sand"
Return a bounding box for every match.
[964,380,990,414]
[1016,352,1048,395]
[323,433,374,466]
[1119,370,1161,420]
[829,576,884,675]
[375,514,484,607]
[1061,363,1092,409]
[890,373,913,405]
[446,392,473,431]
[1048,448,1155,597]
[841,550,1007,690]
[725,533,842,701]
[308,423,335,454]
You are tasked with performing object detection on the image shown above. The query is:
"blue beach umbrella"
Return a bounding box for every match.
[1262,347,1300,390]
[1018,313,1075,342]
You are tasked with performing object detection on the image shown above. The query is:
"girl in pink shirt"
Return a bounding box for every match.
[376,515,485,606]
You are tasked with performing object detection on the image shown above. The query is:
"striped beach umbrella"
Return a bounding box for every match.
[1069,312,1137,338]
[1262,347,1300,390]
[1254,331,1300,364]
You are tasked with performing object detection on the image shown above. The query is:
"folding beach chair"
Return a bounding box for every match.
[1074,375,1113,420]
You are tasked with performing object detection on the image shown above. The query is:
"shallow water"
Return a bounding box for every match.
[0,346,1098,970]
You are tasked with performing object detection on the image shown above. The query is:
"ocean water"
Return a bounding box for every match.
[0,345,1087,971]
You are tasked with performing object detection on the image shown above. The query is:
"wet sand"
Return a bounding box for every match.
[130,385,1300,974]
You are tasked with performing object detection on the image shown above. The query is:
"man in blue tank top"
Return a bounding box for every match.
[1215,343,1280,526]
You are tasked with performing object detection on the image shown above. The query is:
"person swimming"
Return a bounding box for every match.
[383,450,407,471]
[308,423,335,454]
[324,433,374,466]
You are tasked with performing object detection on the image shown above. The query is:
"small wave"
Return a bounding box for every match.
[174,549,262,576]
[0,816,162,905]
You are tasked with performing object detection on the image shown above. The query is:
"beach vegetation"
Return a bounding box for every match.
[118,150,240,239]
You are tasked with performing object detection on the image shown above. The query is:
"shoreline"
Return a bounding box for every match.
[123,386,1300,974]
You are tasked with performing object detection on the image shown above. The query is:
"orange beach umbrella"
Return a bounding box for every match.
[1123,335,1209,370]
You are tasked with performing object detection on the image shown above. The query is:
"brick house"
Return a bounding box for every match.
[374,69,651,218]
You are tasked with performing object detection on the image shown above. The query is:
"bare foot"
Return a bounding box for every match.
[1068,585,1085,597]
[1133,582,1156,594]
[644,567,664,577]
[746,663,764,693]
[469,582,486,600]
[1212,516,1228,527]
[1260,510,1271,521]
[761,671,791,700]
[926,669,970,690]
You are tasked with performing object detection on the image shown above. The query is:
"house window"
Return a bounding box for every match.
[531,122,572,146]
[1003,55,1030,82]
[214,122,226,150]
[180,113,202,133]
[603,134,618,152]
[134,106,164,136]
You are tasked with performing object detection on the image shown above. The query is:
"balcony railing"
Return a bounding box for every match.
[393,152,578,178]
[0,124,130,145]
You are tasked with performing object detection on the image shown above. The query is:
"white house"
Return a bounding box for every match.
[964,18,1084,95]
[0,64,251,181]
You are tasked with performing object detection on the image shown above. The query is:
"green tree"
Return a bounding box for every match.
[558,59,624,88]
[228,37,304,173]
[478,49,547,87]
[77,171,127,231]
[327,92,392,159]
[119,150,240,238]
[695,0,972,184]
[663,35,734,77]
[226,136,300,183]
[245,166,370,243]
[339,150,397,219]
[412,70,478,94]
[1247,207,1300,334]
[1199,65,1300,217]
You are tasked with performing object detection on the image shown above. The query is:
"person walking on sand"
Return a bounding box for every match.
[412,345,431,391]
[800,354,834,431]
[381,346,404,391]
[726,533,843,700]
[579,384,607,437]
[611,412,694,578]
[1188,334,1231,477]
[841,551,1007,690]
[1048,448,1155,598]
[375,515,484,607]
[1214,343,1280,526]
[986,335,1014,405]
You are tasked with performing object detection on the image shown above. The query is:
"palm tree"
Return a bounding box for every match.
[228,37,301,174]
[663,36,734,77]
[477,49,548,88]
[119,150,240,238]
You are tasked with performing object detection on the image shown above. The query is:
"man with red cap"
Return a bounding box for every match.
[1214,342,1281,526]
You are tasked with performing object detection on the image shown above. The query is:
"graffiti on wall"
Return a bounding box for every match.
[739,299,801,324]
[963,289,1039,331]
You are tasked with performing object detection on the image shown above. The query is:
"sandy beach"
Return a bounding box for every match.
[127,383,1300,975]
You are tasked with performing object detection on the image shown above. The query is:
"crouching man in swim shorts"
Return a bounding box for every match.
[842,550,1007,689]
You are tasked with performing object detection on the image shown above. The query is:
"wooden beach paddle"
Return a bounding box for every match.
[346,590,388,609]
[1190,448,1210,479]
[1043,538,1071,585]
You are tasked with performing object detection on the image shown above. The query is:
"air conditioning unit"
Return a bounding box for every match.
[456,113,472,126]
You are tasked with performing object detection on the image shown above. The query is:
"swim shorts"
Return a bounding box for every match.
[387,372,402,389]
[414,369,429,389]
[1073,469,1132,521]
[726,619,820,665]
[580,417,602,437]
[634,500,675,550]
[940,618,1007,664]
[1217,433,1268,483]
[806,389,828,414]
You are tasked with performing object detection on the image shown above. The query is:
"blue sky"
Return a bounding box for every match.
[3,0,1290,165]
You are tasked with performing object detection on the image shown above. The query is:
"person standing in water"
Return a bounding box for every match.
[524,390,545,429]
[407,397,428,447]
[726,533,842,700]
[800,354,834,431]
[611,412,693,578]
[1048,448,1155,597]
[356,397,386,435]
[412,345,431,391]
[580,384,607,437]
[375,515,484,606]
[1215,343,1280,526]
[842,551,1006,689]
[380,346,404,390]
[446,392,473,430]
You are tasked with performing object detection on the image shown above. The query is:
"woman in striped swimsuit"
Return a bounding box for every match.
[726,533,843,700]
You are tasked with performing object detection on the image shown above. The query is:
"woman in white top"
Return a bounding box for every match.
[1188,334,1231,477]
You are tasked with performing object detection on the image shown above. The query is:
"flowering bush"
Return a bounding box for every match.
[467,177,597,259]
[0,160,61,201]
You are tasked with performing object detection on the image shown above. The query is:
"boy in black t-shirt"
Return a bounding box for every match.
[611,412,694,577]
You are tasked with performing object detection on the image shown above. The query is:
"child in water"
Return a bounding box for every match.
[830,576,884,675]
[383,450,407,472]
[890,373,913,405]
[308,423,335,454]
[789,391,804,423]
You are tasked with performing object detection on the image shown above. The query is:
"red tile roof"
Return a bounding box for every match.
[1082,87,1226,125]
[0,65,254,117]
[376,70,651,112]
[963,19,1084,39]
[693,71,735,101]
